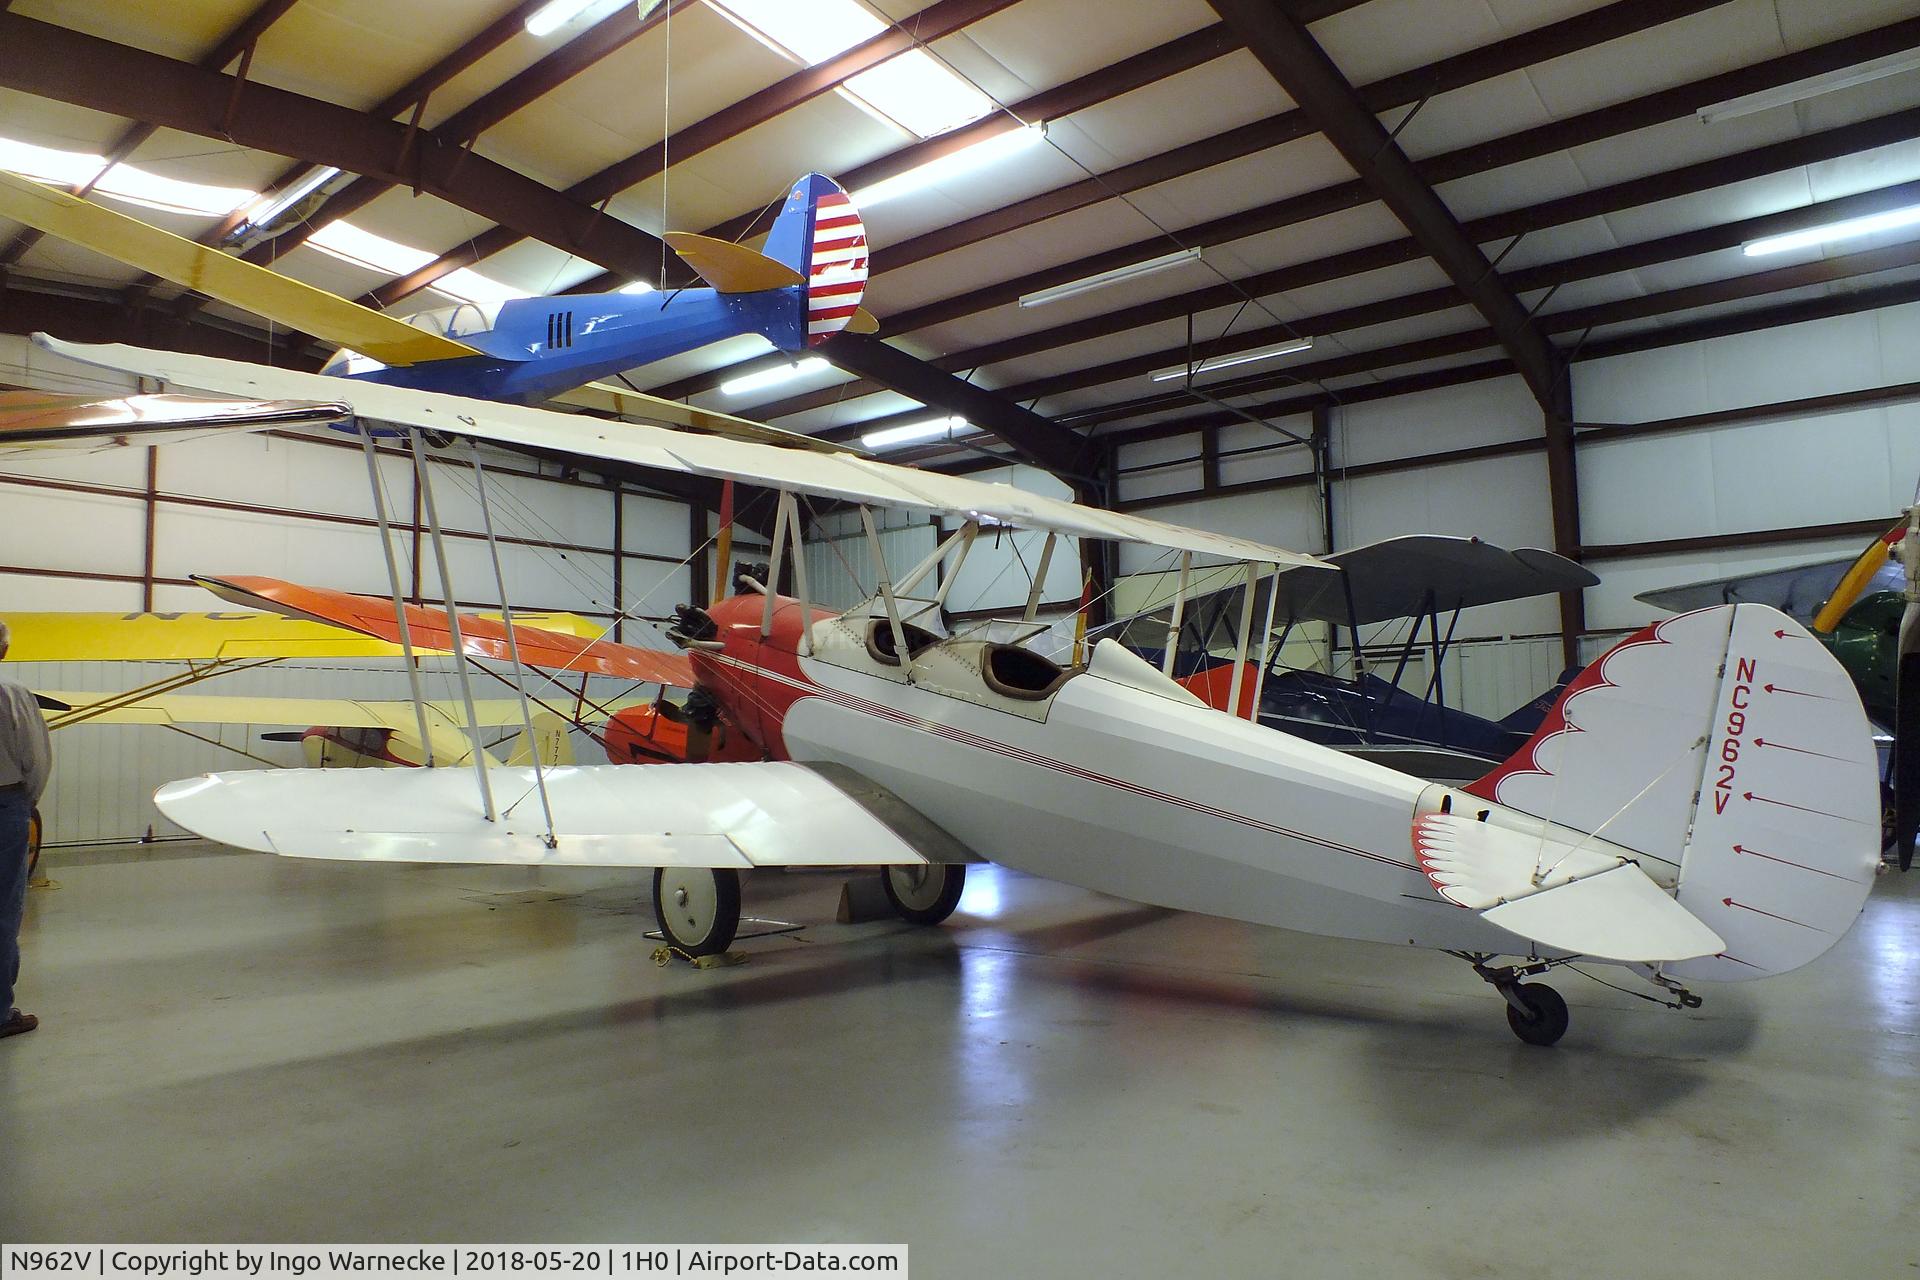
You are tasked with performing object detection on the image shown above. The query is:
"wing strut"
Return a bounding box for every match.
[360,426,439,768]
[466,444,559,848]
[1161,552,1193,677]
[409,431,497,822]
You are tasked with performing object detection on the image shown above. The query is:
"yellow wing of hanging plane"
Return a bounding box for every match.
[0,610,606,664]
[0,170,478,367]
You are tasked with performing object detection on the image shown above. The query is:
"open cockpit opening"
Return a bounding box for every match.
[982,644,1074,701]
[866,617,940,666]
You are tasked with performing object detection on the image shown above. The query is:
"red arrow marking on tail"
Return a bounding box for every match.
[1771,628,1809,640]
[1741,791,1869,823]
[1721,897,1829,931]
[1752,737,1859,764]
[1731,843,1870,882]
[1762,683,1832,699]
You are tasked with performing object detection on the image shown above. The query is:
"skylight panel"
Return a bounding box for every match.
[0,136,254,217]
[705,0,994,139]
[306,221,437,276]
[706,0,883,66]
[844,48,994,138]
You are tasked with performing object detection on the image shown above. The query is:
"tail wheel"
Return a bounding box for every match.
[651,867,741,957]
[1505,983,1569,1047]
[880,863,966,926]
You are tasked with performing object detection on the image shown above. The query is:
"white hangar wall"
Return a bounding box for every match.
[0,336,700,844]
[1109,296,1920,718]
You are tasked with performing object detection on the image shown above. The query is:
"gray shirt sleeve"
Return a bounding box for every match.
[1,684,52,805]
[20,689,51,806]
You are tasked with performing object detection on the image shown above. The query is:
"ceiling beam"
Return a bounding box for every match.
[228,0,691,283]
[1205,0,1551,407]
[678,0,1734,408]
[1098,256,1920,454]
[748,30,1920,426]
[368,0,1025,308]
[956,176,1920,408]
[0,0,304,269]
[0,13,680,278]
[568,18,1250,297]
[156,0,556,312]
[0,11,1070,474]
[813,333,1086,478]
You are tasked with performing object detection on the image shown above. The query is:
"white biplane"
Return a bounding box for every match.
[6,334,1886,1046]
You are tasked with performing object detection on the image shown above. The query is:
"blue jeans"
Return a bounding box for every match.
[0,789,28,1015]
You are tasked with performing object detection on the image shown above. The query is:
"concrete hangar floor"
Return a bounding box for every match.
[1,842,1913,1275]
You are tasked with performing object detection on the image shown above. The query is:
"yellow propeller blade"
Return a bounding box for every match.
[0,170,479,367]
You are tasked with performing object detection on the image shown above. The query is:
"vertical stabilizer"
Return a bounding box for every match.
[763,173,869,350]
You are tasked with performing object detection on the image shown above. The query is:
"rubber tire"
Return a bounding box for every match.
[25,808,40,881]
[1505,983,1569,1047]
[651,867,741,957]
[880,863,966,926]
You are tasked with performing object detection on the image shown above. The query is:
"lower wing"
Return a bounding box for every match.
[156,760,978,869]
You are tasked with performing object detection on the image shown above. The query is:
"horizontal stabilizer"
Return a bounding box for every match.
[1483,866,1725,962]
[847,307,879,335]
[1415,811,1724,962]
[155,761,976,869]
[0,171,478,367]
[664,232,805,293]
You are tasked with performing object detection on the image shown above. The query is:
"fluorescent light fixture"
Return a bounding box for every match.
[526,0,600,37]
[1019,247,1203,308]
[1743,203,1920,257]
[862,415,970,450]
[1698,48,1920,124]
[617,279,657,294]
[852,122,1047,208]
[1150,337,1315,383]
[722,358,829,397]
[241,166,339,229]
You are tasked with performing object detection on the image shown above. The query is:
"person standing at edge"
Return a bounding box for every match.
[0,618,50,1039]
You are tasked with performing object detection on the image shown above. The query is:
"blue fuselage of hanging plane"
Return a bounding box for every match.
[325,174,868,406]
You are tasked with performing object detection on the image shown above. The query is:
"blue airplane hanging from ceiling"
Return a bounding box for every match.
[324,173,873,404]
[0,169,872,442]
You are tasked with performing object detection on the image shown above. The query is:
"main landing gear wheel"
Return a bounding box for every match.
[1504,983,1569,1047]
[880,863,966,926]
[652,867,741,956]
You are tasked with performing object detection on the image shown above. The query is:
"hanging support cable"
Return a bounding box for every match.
[360,425,437,768]
[465,443,559,848]
[409,430,497,822]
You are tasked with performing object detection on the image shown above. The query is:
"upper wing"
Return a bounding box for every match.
[0,389,351,458]
[194,573,696,688]
[37,338,1333,573]
[0,171,477,367]
[551,382,857,454]
[156,759,978,868]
